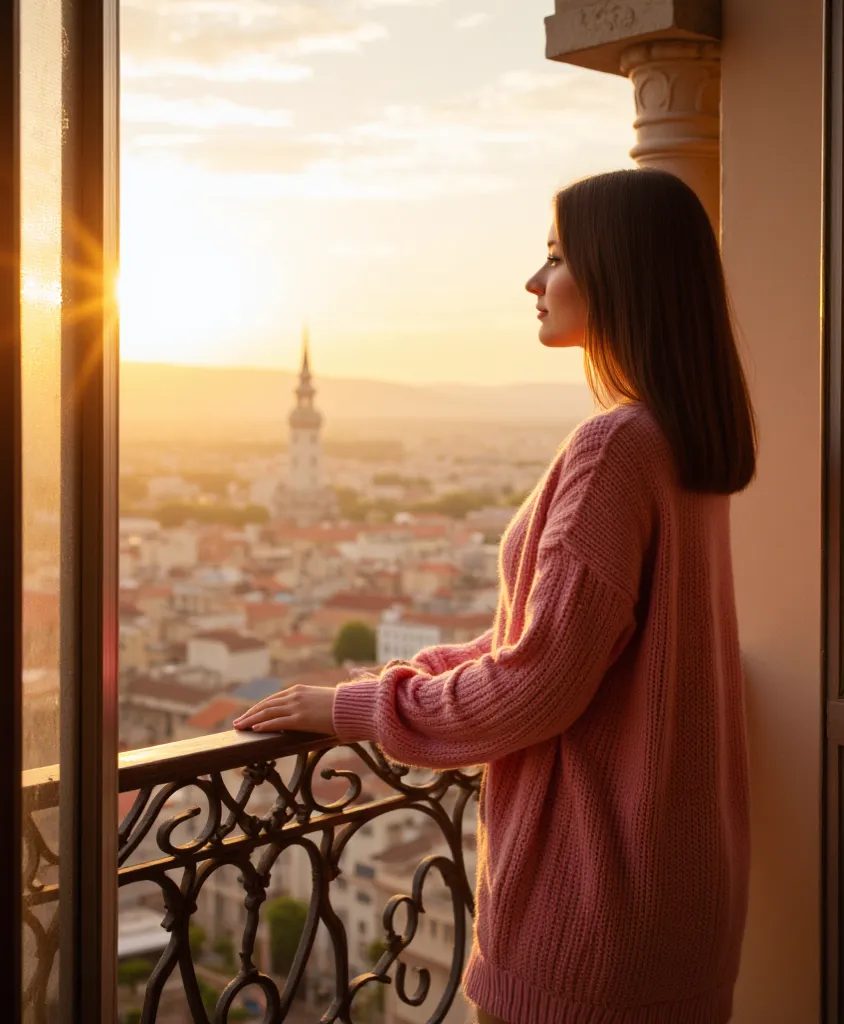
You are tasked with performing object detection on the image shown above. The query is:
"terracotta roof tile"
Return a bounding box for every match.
[192,630,267,652]
[245,603,292,625]
[416,562,460,575]
[123,676,215,708]
[267,525,360,544]
[284,665,351,689]
[186,697,249,730]
[278,633,322,648]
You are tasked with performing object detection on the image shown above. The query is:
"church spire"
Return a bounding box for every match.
[301,324,311,377]
[291,325,320,428]
[296,324,315,402]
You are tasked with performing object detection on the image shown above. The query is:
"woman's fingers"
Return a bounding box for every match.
[236,700,293,727]
[233,690,288,722]
[239,707,299,731]
[251,715,294,732]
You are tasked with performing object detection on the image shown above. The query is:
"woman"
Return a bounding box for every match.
[234,168,754,1024]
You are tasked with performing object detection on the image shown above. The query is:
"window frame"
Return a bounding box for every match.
[0,0,23,1012]
[59,0,121,1016]
[0,0,120,1017]
[823,0,844,1019]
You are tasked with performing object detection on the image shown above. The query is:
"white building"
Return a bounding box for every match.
[117,906,170,962]
[376,608,493,664]
[337,538,406,568]
[187,629,270,683]
[377,606,440,664]
[457,541,500,584]
[140,527,199,573]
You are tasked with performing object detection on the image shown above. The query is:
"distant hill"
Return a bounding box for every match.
[120,362,595,435]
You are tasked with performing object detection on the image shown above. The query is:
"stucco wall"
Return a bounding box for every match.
[721,0,825,1020]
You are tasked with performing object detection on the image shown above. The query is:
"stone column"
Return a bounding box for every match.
[545,0,722,229]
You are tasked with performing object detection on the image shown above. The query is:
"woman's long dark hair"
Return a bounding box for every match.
[556,168,756,495]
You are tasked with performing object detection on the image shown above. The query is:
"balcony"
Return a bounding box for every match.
[22,731,480,1024]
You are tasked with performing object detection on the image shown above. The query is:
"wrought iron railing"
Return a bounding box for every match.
[22,730,480,1023]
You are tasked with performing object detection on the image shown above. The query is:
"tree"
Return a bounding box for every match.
[332,621,376,665]
[507,488,532,507]
[332,487,401,525]
[333,485,367,521]
[154,502,269,528]
[409,489,497,520]
[265,897,309,975]
[188,922,206,959]
[353,980,386,1019]
[117,958,154,989]
[185,471,231,497]
[367,938,388,964]
[119,475,148,506]
[212,932,237,970]
[197,978,219,1016]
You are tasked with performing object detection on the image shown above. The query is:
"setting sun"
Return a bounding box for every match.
[119,160,292,366]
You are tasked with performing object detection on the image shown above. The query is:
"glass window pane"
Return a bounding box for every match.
[20,0,64,1017]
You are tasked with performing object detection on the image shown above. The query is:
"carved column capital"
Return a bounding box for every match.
[620,39,721,224]
[620,41,721,162]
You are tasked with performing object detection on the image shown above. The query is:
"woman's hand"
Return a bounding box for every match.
[233,685,337,735]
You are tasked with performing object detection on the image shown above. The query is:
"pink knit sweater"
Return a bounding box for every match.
[332,403,750,1024]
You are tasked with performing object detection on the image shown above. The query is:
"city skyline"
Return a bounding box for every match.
[118,0,636,386]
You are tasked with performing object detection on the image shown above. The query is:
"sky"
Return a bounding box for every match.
[119,0,636,385]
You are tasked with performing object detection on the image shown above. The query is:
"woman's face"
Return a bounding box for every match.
[525,222,587,348]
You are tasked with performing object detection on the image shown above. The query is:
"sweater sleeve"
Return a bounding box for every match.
[332,543,636,769]
[332,413,653,770]
[411,628,494,675]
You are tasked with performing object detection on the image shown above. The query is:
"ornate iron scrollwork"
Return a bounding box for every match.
[22,736,481,1023]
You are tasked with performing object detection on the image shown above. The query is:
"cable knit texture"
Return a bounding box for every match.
[332,403,750,1024]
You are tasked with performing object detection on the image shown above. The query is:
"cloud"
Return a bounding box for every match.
[123,64,635,201]
[121,55,313,84]
[455,12,490,30]
[121,0,388,83]
[122,93,295,129]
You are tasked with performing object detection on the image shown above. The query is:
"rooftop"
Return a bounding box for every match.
[192,629,267,652]
[283,665,352,689]
[185,697,249,731]
[266,524,360,544]
[122,676,215,709]
[231,676,284,703]
[391,610,493,630]
[324,591,411,613]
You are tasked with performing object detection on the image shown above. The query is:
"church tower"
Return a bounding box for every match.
[288,328,323,494]
[274,328,338,526]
